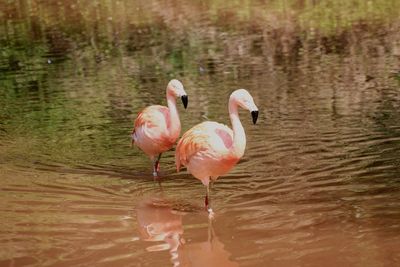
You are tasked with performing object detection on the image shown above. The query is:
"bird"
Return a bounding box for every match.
[131,79,188,177]
[175,89,258,215]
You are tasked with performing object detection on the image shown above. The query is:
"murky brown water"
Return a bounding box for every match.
[1,1,400,266]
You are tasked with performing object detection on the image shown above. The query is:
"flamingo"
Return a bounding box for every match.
[131,79,188,177]
[175,89,258,214]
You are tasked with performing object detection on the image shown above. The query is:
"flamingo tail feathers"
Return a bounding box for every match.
[130,128,135,148]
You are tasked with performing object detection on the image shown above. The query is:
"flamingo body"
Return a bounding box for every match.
[176,121,239,185]
[133,105,175,157]
[131,80,188,176]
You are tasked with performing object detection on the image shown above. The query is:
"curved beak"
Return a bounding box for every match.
[181,95,188,109]
[251,110,258,124]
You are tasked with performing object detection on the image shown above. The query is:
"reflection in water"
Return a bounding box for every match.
[137,195,184,265]
[177,225,239,267]
[137,195,238,267]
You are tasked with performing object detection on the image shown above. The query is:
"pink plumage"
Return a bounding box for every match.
[133,106,174,155]
[175,89,259,214]
[132,80,188,177]
[176,121,239,181]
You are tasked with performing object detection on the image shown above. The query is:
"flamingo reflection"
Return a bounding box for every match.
[136,195,238,267]
[137,196,183,265]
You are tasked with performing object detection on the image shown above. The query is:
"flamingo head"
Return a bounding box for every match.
[167,79,188,109]
[230,89,259,124]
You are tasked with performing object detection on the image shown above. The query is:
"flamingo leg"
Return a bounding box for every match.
[206,184,215,219]
[204,186,209,209]
[153,153,162,177]
[205,180,214,207]
[156,153,162,172]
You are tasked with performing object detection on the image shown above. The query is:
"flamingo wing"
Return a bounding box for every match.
[175,121,233,172]
[132,105,174,153]
[134,105,170,131]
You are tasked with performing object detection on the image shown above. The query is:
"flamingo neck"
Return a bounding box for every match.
[166,92,181,140]
[229,100,246,158]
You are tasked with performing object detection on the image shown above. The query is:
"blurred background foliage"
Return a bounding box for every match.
[1,0,399,73]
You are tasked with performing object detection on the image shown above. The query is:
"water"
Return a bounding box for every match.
[1,1,400,266]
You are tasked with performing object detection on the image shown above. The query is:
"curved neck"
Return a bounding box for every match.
[229,100,246,158]
[166,91,181,140]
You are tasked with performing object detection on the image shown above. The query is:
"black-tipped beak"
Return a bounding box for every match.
[251,110,258,124]
[181,95,188,109]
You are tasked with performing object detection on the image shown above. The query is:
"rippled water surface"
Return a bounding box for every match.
[1,1,400,266]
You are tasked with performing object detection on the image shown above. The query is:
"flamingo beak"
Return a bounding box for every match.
[251,110,258,124]
[181,95,188,109]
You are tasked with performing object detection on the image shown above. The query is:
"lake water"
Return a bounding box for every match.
[1,1,400,266]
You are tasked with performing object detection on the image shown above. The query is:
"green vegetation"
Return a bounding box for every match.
[1,0,399,74]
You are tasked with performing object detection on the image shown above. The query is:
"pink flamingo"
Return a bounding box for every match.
[175,89,258,214]
[131,79,188,177]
